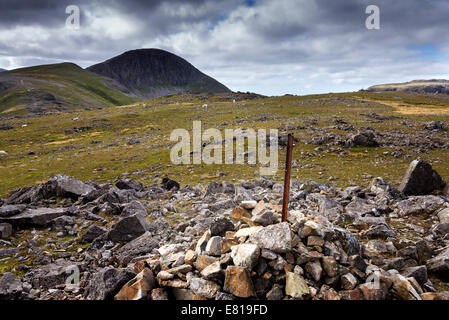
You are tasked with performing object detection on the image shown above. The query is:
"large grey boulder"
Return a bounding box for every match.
[82,225,108,243]
[46,175,95,200]
[26,259,80,289]
[107,213,151,243]
[249,222,292,253]
[399,160,446,196]
[120,200,147,217]
[0,223,12,239]
[427,248,449,277]
[0,204,26,217]
[115,231,160,265]
[85,267,136,300]
[0,273,23,300]
[116,179,143,191]
[1,207,67,227]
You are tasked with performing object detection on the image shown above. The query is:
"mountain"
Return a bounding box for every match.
[87,49,231,99]
[367,79,449,94]
[0,68,6,72]
[0,63,137,116]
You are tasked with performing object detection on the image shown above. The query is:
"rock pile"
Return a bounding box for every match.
[0,161,448,300]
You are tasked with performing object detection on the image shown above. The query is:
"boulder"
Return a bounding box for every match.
[249,222,292,253]
[341,273,358,290]
[437,208,449,224]
[2,207,67,227]
[391,273,421,300]
[26,259,80,289]
[189,277,220,299]
[115,231,159,265]
[205,236,222,256]
[121,200,147,217]
[85,267,136,300]
[426,248,449,277]
[0,273,22,300]
[0,204,26,217]
[200,261,224,281]
[347,131,378,147]
[360,224,396,239]
[401,266,428,286]
[0,223,12,239]
[116,179,143,191]
[223,266,256,298]
[285,272,310,298]
[108,213,151,243]
[209,217,234,236]
[82,225,108,243]
[230,244,260,269]
[46,175,95,200]
[398,160,445,196]
[114,268,155,300]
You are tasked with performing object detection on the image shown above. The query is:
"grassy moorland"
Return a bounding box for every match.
[0,63,138,116]
[0,90,448,198]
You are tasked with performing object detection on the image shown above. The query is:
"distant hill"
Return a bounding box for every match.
[0,68,6,72]
[367,80,449,94]
[87,49,231,99]
[0,63,137,116]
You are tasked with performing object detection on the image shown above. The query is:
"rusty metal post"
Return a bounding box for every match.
[282,133,294,222]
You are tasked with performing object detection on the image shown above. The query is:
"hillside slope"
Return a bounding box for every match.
[367,79,449,94]
[87,49,231,98]
[0,63,138,117]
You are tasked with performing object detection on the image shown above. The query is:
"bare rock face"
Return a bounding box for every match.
[399,160,446,196]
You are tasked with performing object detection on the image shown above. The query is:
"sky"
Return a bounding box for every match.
[1,0,449,95]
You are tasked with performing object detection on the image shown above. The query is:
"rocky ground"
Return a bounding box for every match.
[0,159,449,300]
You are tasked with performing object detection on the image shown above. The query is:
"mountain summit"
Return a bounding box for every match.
[87,49,231,98]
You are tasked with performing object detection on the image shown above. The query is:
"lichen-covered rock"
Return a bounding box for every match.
[285,272,310,298]
[249,222,291,253]
[230,243,260,269]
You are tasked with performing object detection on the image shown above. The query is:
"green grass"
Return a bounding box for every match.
[0,63,138,116]
[0,91,448,198]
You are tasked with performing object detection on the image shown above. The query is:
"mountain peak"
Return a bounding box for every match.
[87,48,231,99]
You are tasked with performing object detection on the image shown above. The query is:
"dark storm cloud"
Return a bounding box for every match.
[0,0,448,94]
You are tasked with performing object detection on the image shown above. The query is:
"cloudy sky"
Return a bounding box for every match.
[1,0,449,95]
